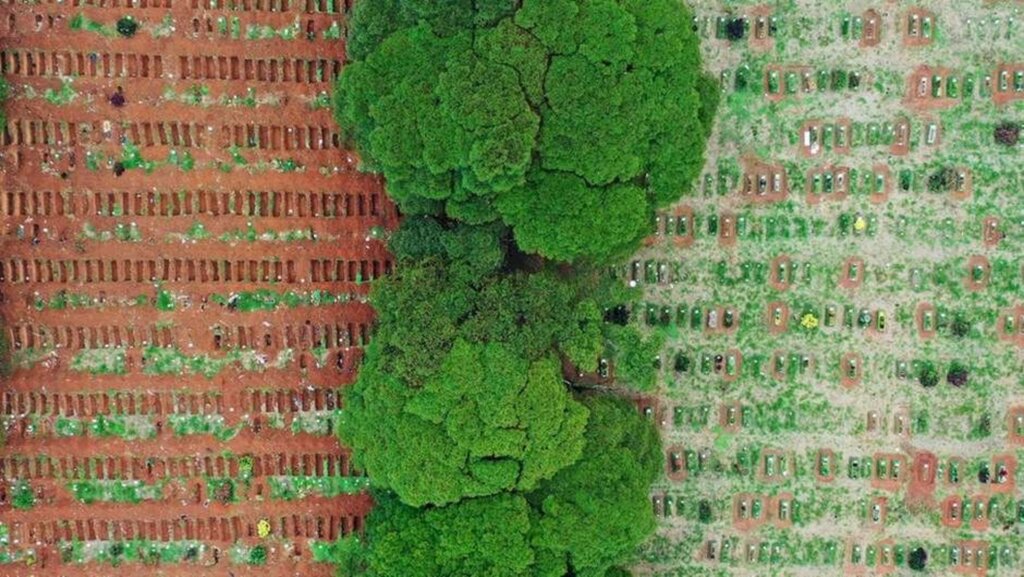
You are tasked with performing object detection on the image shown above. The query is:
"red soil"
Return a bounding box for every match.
[0,1,392,574]
[839,352,862,389]
[905,65,960,111]
[746,6,774,52]
[859,9,882,48]
[992,63,1024,106]
[906,450,938,508]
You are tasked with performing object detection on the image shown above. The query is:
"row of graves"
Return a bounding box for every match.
[695,6,938,48]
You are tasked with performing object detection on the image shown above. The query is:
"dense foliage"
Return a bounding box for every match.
[343,340,589,506]
[528,395,663,576]
[341,226,607,505]
[348,396,661,577]
[334,1,714,574]
[336,0,717,262]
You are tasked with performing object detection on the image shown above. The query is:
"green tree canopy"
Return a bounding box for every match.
[529,395,662,576]
[368,256,605,386]
[341,243,608,506]
[336,0,717,263]
[363,492,535,577]
[348,396,661,577]
[342,340,588,507]
[387,216,506,282]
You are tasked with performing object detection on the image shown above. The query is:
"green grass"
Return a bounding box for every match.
[69,12,114,36]
[267,476,369,500]
[70,349,127,375]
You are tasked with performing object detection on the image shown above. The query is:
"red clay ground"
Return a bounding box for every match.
[0,1,394,574]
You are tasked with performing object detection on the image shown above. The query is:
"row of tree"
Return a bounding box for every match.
[333,1,717,575]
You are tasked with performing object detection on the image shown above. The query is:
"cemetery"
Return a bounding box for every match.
[633,1,1024,575]
[1,0,1022,575]
[0,0,384,574]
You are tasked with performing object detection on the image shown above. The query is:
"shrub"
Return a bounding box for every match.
[927,167,956,193]
[248,545,267,565]
[972,414,991,439]
[950,314,971,338]
[994,121,1020,147]
[116,16,139,38]
[978,463,991,484]
[725,17,746,40]
[909,547,927,571]
[918,362,939,388]
[604,305,631,326]
[11,481,35,510]
[946,361,968,387]
[697,500,713,523]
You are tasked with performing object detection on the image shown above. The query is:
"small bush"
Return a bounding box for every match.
[946,361,968,387]
[725,18,746,40]
[927,167,956,193]
[248,545,268,566]
[116,16,139,38]
[918,362,939,388]
[994,122,1020,147]
[909,547,927,571]
[950,314,971,338]
[697,500,712,523]
[978,463,991,484]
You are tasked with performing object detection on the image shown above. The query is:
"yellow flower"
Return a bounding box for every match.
[801,313,819,329]
[854,216,867,232]
[257,519,271,538]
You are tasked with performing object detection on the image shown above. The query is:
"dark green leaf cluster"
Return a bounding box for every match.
[336,0,717,263]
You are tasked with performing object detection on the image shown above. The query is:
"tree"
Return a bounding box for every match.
[352,397,660,577]
[341,341,589,507]
[361,492,536,577]
[388,217,506,283]
[529,395,662,577]
[335,0,718,263]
